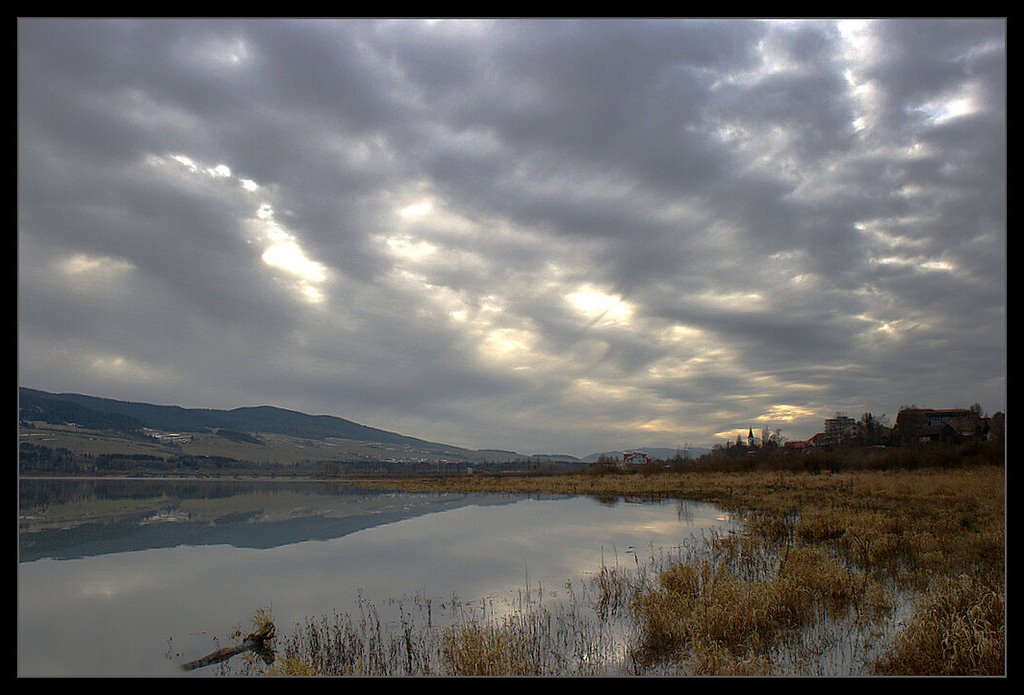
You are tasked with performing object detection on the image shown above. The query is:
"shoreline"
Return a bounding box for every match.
[18,473,385,484]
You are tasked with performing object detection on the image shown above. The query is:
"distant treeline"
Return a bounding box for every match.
[20,438,1005,478]
[18,392,147,433]
[586,437,1005,476]
[16,442,568,478]
[17,443,248,475]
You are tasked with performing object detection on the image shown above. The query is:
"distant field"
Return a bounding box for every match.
[19,425,170,458]
[18,422,494,466]
[178,431,437,464]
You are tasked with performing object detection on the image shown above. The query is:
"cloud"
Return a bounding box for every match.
[18,18,1005,455]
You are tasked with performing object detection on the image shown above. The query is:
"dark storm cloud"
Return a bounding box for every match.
[18,19,1005,455]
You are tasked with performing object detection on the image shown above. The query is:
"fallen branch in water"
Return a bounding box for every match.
[181,621,276,671]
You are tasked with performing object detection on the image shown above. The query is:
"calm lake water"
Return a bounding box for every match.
[18,477,732,677]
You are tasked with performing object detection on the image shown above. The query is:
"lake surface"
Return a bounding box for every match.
[18,477,732,677]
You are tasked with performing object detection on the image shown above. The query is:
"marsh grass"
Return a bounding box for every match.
[631,536,896,674]
[251,585,627,676]
[440,620,540,676]
[872,573,1005,675]
[228,463,1002,676]
[268,598,444,676]
[438,597,616,676]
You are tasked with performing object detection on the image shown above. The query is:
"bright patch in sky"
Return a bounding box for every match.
[55,253,136,296]
[397,198,434,219]
[565,285,633,326]
[757,404,818,423]
[480,327,536,368]
[696,290,765,309]
[261,240,327,284]
[166,154,232,180]
[667,324,703,339]
[169,154,199,171]
[918,94,978,124]
[384,235,438,262]
[856,220,928,250]
[633,417,683,435]
[59,253,134,277]
[252,206,329,304]
[872,256,957,273]
[838,21,882,134]
[154,153,331,305]
[573,378,629,401]
[919,259,956,272]
[87,353,163,385]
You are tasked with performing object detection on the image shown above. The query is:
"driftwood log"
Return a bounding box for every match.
[181,622,276,671]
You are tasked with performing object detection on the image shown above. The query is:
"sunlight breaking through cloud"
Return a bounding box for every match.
[261,239,327,284]
[58,253,134,278]
[757,404,819,423]
[250,205,329,304]
[565,285,634,327]
[916,92,979,125]
[151,153,331,305]
[384,235,438,262]
[871,255,958,274]
[397,198,434,219]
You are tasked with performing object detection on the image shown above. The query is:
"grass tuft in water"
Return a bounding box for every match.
[872,572,1005,676]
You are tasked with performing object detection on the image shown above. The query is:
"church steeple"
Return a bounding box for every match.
[748,427,754,447]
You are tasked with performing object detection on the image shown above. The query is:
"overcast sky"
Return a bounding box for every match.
[18,18,1006,456]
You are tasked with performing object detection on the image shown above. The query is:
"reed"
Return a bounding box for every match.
[245,587,625,676]
[438,606,587,677]
[263,600,439,676]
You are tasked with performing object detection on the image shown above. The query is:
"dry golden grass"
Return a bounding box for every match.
[439,620,542,676]
[267,656,320,676]
[377,466,1004,585]
[872,572,1005,675]
[631,544,893,673]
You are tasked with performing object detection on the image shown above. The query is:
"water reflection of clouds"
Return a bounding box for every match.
[19,495,729,676]
[266,497,729,613]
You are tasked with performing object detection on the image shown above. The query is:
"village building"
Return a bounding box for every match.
[896,407,990,444]
[823,412,856,447]
[743,404,996,454]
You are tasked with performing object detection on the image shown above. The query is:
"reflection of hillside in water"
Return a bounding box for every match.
[18,478,521,562]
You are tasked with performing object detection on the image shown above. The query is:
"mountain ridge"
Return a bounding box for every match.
[18,387,455,452]
[19,387,695,463]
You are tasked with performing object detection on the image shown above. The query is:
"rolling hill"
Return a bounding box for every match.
[19,387,514,466]
[19,387,694,466]
[19,387,453,450]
